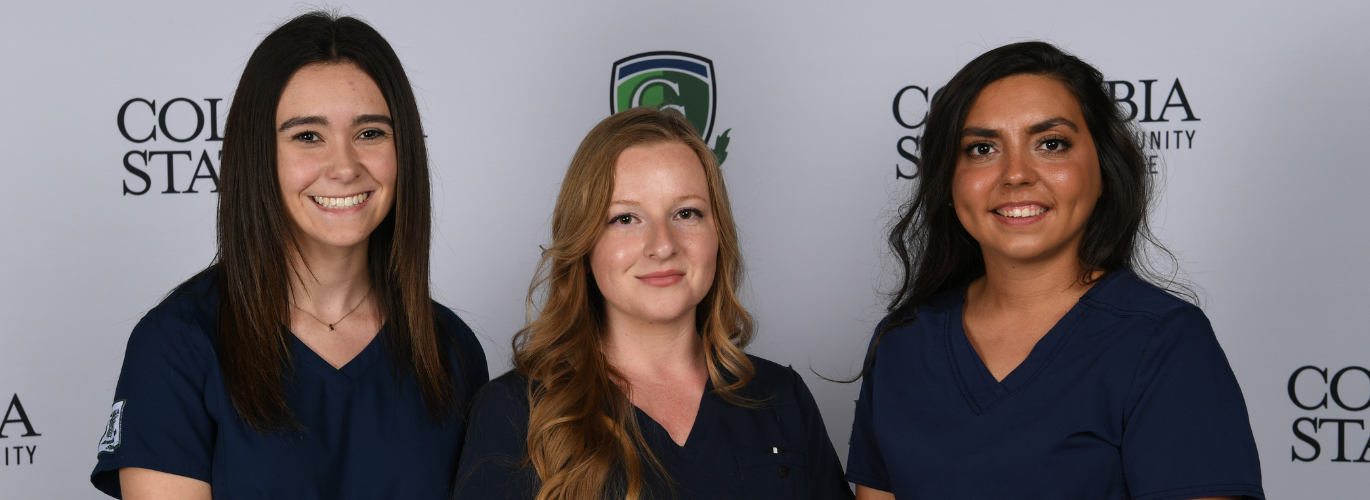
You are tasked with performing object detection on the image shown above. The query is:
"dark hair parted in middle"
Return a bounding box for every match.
[215,11,460,431]
[879,41,1190,356]
[513,107,754,500]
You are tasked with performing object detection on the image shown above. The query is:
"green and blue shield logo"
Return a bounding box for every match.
[612,51,730,164]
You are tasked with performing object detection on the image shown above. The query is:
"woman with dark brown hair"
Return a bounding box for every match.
[846,41,1262,500]
[453,107,850,500]
[90,12,486,499]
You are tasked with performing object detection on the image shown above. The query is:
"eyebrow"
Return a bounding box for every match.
[1027,117,1078,134]
[354,114,393,127]
[608,194,709,207]
[278,114,393,132]
[279,115,326,132]
[961,127,1000,139]
[960,117,1079,139]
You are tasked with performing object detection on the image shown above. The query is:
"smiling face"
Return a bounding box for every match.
[952,74,1103,266]
[590,141,719,329]
[275,62,397,253]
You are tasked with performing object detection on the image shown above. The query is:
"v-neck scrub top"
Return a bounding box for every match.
[846,269,1264,500]
[453,357,853,499]
[90,272,489,499]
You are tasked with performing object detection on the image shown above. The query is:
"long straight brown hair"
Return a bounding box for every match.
[212,11,460,431]
[513,107,755,499]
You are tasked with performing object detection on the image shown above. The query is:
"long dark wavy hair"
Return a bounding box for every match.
[867,41,1192,374]
[206,11,461,431]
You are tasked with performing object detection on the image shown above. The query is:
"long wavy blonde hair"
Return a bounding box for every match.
[512,107,755,499]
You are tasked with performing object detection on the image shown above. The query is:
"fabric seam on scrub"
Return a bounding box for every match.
[942,309,986,416]
[98,457,213,492]
[1130,482,1266,500]
[1120,306,1186,426]
[843,470,891,493]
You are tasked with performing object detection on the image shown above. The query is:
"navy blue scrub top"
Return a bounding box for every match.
[454,356,852,499]
[846,269,1264,499]
[90,272,489,499]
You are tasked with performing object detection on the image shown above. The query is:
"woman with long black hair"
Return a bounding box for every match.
[847,42,1263,500]
[90,12,486,499]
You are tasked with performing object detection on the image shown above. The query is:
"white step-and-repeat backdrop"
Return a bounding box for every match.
[2,1,1366,497]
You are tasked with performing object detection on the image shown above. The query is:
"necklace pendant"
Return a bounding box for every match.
[328,324,335,331]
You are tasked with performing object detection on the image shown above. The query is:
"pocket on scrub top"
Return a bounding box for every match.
[735,451,805,497]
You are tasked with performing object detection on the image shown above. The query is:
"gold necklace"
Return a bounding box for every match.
[291,288,370,331]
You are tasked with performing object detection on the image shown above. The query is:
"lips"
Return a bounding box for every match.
[993,203,1049,218]
[637,270,685,287]
[311,192,370,210]
[990,202,1051,226]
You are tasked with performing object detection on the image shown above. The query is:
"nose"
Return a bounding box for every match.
[644,218,679,260]
[999,146,1038,187]
[325,139,363,183]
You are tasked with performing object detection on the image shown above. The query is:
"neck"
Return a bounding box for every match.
[603,310,706,382]
[287,237,372,315]
[970,244,1096,313]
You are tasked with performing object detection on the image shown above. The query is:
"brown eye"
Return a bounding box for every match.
[965,143,994,156]
[1039,138,1071,152]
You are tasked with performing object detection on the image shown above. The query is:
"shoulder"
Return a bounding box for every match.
[431,300,477,340]
[111,271,221,415]
[464,370,532,441]
[128,270,219,353]
[431,301,484,354]
[744,354,798,390]
[741,355,819,405]
[149,270,218,325]
[454,373,537,498]
[735,356,833,440]
[1083,270,1224,360]
[472,370,530,410]
[865,287,961,358]
[882,287,961,334]
[1079,268,1200,324]
[429,301,490,394]
[487,370,529,393]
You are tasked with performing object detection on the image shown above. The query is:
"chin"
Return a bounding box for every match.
[304,232,372,250]
[994,240,1072,263]
[643,309,696,324]
[626,303,699,325]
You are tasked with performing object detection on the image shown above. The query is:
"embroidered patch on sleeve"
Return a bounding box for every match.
[97,400,125,455]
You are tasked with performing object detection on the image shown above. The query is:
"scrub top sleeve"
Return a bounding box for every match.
[1121,306,1264,500]
[91,308,217,496]
[453,377,536,500]
[845,331,892,493]
[787,367,855,500]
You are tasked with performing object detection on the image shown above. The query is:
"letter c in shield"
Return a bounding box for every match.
[611,51,717,141]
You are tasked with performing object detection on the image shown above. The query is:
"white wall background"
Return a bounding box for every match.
[2,1,1367,497]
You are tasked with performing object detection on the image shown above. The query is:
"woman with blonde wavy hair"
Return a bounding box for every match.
[454,107,851,500]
